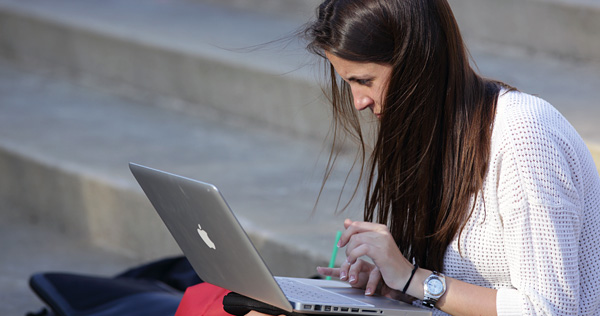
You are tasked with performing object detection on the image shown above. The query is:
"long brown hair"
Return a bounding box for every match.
[306,0,508,271]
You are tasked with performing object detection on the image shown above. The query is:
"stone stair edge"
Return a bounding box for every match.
[0,54,347,277]
[195,0,600,63]
[0,0,332,141]
[1,0,599,144]
[0,131,336,277]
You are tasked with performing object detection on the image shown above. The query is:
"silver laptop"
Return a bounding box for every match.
[129,163,430,316]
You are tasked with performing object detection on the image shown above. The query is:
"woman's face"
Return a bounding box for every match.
[326,52,393,119]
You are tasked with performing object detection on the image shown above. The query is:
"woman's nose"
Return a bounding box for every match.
[352,91,374,112]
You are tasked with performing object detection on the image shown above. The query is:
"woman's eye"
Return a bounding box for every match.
[356,79,372,86]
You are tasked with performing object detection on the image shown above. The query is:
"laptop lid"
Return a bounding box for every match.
[129,163,292,311]
[130,163,430,316]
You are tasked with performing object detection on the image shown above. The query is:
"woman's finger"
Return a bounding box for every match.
[347,259,369,287]
[364,266,382,296]
[316,267,340,278]
[346,260,374,290]
[339,220,388,248]
[345,243,373,265]
[338,257,351,281]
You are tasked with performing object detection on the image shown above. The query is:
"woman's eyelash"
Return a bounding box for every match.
[344,77,373,86]
[353,79,372,85]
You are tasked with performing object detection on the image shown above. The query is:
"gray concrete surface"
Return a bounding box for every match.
[0,0,331,140]
[449,0,600,63]
[0,213,140,315]
[1,0,599,145]
[0,0,599,315]
[200,0,600,63]
[0,57,363,314]
[0,56,364,261]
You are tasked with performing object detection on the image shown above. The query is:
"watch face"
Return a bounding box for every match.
[427,278,444,295]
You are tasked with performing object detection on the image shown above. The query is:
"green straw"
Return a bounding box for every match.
[326,230,343,280]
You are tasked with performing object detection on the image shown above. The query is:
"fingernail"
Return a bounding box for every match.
[349,275,356,283]
[340,271,347,280]
[365,288,372,296]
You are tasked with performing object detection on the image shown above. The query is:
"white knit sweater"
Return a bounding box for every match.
[431,90,600,315]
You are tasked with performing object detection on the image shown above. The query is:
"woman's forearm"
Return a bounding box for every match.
[406,268,498,316]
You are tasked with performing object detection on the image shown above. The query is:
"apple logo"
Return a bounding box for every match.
[197,224,216,249]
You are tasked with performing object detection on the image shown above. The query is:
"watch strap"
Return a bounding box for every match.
[422,298,436,309]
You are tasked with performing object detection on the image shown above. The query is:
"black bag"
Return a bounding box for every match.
[28,256,201,316]
[222,292,307,316]
[222,274,325,316]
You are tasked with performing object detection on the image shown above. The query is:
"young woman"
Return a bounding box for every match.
[297,0,600,315]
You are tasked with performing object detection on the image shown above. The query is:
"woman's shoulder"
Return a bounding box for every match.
[493,89,580,148]
[495,89,564,128]
[491,89,598,206]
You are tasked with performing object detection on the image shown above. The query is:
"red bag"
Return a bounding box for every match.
[176,283,231,316]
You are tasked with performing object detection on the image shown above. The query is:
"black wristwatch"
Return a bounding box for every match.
[422,271,446,308]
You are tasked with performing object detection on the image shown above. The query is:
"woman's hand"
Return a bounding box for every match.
[317,262,414,303]
[317,259,382,294]
[319,219,499,315]
[318,219,416,301]
[339,219,414,291]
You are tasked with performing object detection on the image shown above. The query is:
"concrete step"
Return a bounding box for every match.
[0,214,140,315]
[1,0,598,145]
[0,0,331,141]
[0,58,363,280]
[449,0,600,63]
[198,0,600,63]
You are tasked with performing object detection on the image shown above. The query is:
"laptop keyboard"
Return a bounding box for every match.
[275,277,370,306]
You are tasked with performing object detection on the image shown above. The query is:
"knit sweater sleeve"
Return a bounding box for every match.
[494,94,586,315]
